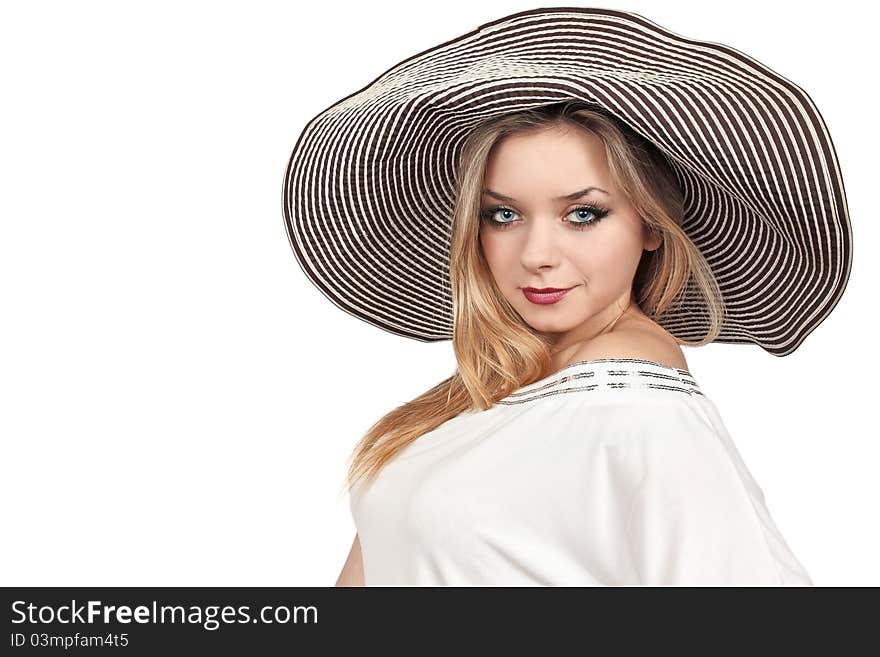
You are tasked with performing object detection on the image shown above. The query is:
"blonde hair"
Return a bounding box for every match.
[338,100,725,497]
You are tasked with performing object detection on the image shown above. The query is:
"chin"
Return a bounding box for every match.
[520,313,578,333]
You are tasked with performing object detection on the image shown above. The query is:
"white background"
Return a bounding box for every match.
[1,0,874,586]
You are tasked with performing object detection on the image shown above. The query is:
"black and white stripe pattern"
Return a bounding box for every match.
[494,357,703,405]
[282,7,852,356]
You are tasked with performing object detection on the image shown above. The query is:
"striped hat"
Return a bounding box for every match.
[282,7,852,356]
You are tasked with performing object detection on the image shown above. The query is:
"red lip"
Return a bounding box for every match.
[521,286,575,305]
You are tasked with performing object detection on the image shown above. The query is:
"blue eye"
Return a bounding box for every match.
[482,207,518,225]
[479,204,610,230]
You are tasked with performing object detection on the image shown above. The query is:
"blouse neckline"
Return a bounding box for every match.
[496,357,702,405]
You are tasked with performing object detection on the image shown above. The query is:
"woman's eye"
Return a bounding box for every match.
[567,205,610,227]
[485,208,516,224]
[479,205,608,229]
[570,207,597,224]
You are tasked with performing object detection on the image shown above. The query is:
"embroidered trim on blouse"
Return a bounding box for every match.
[495,357,703,405]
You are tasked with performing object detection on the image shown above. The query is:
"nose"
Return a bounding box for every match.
[519,216,562,271]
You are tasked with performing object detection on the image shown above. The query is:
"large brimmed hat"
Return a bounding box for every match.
[281,6,852,356]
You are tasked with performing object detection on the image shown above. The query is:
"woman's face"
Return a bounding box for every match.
[478,124,661,351]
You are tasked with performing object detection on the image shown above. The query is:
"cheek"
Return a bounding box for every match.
[568,233,636,283]
[479,229,505,269]
[579,246,616,273]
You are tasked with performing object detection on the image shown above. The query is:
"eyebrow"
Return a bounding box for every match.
[481,186,610,202]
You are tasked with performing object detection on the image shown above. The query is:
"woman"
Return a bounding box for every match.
[283,8,851,586]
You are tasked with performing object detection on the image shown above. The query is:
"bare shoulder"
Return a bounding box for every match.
[569,325,689,371]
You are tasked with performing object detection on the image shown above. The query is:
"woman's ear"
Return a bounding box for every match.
[643,226,663,252]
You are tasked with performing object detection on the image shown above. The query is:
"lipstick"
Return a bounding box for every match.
[522,287,574,305]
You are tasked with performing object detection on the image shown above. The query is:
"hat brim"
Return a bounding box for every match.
[282,7,852,356]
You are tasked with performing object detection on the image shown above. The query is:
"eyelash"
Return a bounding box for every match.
[479,204,610,230]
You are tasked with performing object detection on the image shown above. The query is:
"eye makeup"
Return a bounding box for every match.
[479,203,611,230]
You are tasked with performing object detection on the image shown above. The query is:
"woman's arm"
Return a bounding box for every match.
[335,533,365,586]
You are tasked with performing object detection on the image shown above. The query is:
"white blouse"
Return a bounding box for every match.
[349,358,813,586]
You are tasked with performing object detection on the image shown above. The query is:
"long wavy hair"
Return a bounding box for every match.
[338,100,725,497]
